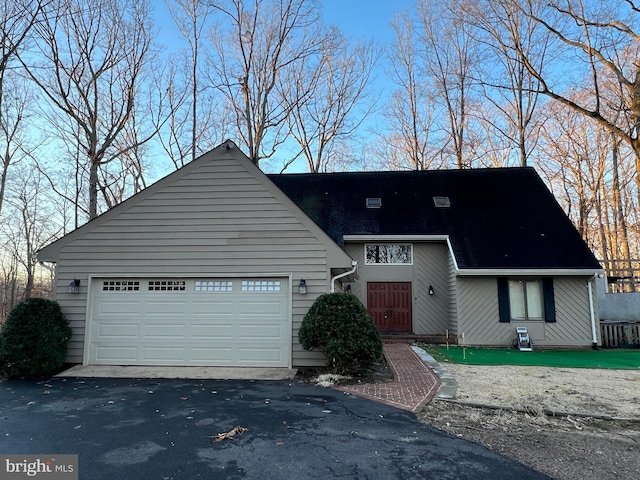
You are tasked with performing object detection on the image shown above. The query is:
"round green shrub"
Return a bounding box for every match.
[0,298,72,379]
[299,292,383,374]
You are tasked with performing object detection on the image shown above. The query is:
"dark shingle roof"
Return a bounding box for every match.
[268,167,601,271]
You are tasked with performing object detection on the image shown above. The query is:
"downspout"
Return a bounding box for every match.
[330,260,358,293]
[587,274,598,350]
[445,236,459,273]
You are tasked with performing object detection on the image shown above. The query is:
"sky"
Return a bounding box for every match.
[317,0,414,41]
[155,0,415,43]
[150,0,417,174]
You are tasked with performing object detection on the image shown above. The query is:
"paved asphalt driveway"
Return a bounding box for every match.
[0,377,550,480]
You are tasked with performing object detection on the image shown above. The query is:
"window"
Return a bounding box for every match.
[365,244,413,264]
[508,280,543,320]
[102,280,140,292]
[498,278,555,323]
[194,280,233,292]
[433,196,451,208]
[366,197,382,208]
[148,280,186,291]
[241,280,282,292]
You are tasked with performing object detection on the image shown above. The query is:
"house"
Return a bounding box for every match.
[37,141,603,369]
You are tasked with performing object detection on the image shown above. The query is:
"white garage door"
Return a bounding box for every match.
[88,278,290,367]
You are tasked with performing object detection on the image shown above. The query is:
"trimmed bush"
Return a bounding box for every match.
[299,292,383,374]
[0,298,72,379]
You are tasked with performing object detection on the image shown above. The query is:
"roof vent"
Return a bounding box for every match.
[366,197,382,208]
[433,196,451,208]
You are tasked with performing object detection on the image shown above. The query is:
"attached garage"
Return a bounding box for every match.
[36,142,364,368]
[87,277,291,367]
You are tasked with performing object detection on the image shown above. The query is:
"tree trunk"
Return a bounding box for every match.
[611,137,634,291]
[89,158,99,220]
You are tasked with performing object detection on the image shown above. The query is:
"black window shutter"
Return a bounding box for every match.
[497,278,510,323]
[543,278,556,323]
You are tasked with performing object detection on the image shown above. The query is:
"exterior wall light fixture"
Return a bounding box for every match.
[428,285,434,296]
[68,279,80,294]
[298,279,307,295]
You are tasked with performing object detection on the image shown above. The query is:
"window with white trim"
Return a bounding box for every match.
[241,280,282,292]
[194,280,233,292]
[102,280,140,291]
[365,244,413,265]
[148,280,186,291]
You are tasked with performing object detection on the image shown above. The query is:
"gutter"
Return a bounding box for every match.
[456,268,603,276]
[330,260,357,293]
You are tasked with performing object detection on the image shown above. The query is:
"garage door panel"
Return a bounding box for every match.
[237,324,284,339]
[96,324,139,339]
[191,300,234,315]
[144,300,188,315]
[190,346,234,363]
[98,300,141,315]
[142,324,187,339]
[90,278,290,367]
[94,346,139,362]
[237,300,286,315]
[143,346,186,362]
[191,323,234,338]
[238,347,283,364]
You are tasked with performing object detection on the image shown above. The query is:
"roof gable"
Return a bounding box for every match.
[37,141,352,267]
[268,168,601,271]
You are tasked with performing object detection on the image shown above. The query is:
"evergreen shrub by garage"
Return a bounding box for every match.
[0,298,72,379]
[299,292,383,374]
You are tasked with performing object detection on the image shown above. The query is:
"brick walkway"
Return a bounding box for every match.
[335,343,440,413]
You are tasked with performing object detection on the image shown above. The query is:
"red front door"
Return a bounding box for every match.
[367,282,412,332]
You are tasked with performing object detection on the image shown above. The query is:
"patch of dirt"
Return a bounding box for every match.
[418,364,640,480]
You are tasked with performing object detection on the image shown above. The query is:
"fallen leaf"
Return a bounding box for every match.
[209,426,248,442]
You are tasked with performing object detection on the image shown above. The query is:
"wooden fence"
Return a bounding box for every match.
[600,321,640,348]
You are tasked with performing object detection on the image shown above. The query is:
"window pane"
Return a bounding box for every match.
[365,244,412,264]
[526,280,543,319]
[508,280,526,319]
[390,245,412,263]
[365,245,380,263]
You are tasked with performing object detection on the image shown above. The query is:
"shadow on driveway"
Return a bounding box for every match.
[0,377,551,479]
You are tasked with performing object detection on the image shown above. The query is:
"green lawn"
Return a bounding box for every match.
[421,345,640,370]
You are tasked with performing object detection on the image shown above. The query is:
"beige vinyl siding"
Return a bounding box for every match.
[456,277,507,345]
[43,146,352,367]
[545,277,597,346]
[457,276,596,347]
[413,243,449,335]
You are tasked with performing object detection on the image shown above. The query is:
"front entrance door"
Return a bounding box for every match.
[367,282,412,332]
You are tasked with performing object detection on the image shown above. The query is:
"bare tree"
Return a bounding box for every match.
[206,0,327,166]
[464,0,550,167]
[2,164,60,300]
[0,0,49,217]
[515,0,640,202]
[538,92,639,284]
[162,0,227,168]
[379,13,440,171]
[22,0,157,219]
[284,28,377,173]
[417,0,480,169]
